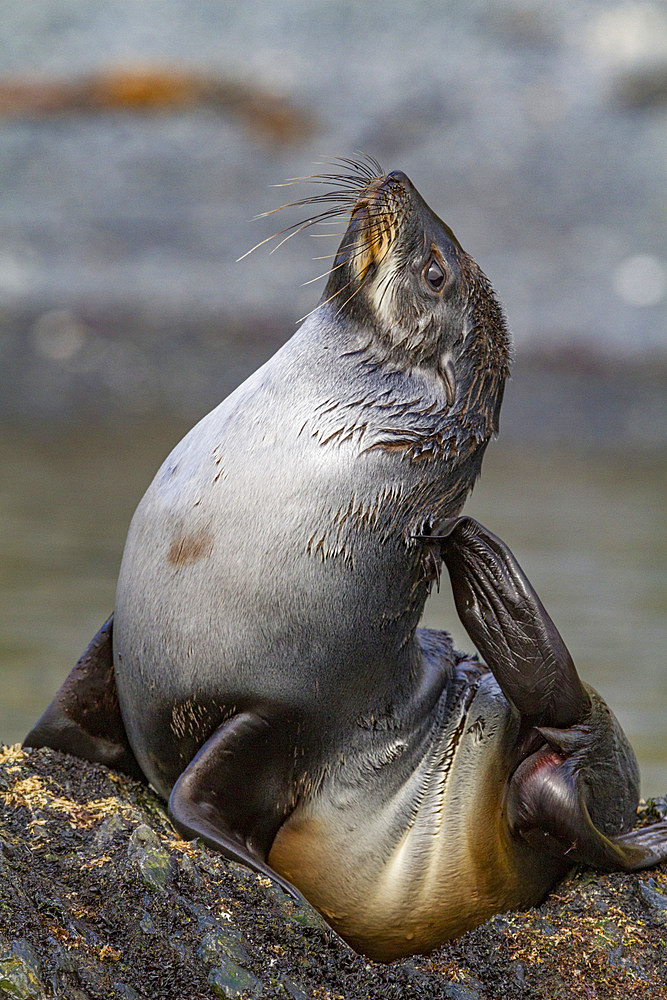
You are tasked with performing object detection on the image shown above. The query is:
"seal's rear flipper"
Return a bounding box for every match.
[168,711,305,901]
[427,516,667,870]
[509,757,667,872]
[609,820,667,868]
[23,615,143,781]
[431,516,591,728]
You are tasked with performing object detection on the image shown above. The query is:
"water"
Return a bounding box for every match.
[1,422,665,796]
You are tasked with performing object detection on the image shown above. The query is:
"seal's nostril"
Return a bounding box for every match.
[385,170,410,188]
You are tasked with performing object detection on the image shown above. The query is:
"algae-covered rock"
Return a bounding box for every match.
[127,824,173,891]
[0,744,665,1000]
[0,938,45,999]
[207,959,263,998]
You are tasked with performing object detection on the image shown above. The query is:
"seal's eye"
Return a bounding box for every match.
[424,257,446,292]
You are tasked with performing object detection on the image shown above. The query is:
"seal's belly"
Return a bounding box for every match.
[269,674,561,961]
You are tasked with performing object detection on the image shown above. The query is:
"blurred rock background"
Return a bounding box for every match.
[1,1,665,791]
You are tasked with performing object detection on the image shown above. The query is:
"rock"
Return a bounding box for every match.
[0,744,666,999]
[127,824,173,891]
[443,985,480,1000]
[637,878,667,926]
[207,960,263,998]
[0,939,45,1000]
[111,986,140,1000]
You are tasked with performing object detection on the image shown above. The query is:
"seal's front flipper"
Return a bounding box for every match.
[23,615,143,781]
[509,751,667,872]
[432,516,667,869]
[432,516,591,728]
[168,711,304,900]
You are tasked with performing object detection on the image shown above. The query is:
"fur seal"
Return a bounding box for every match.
[25,159,667,961]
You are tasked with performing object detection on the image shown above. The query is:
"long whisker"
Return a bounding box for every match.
[255,193,358,221]
[237,206,351,261]
[274,152,382,190]
[297,272,359,323]
[324,153,384,180]
[254,196,395,236]
[272,174,372,191]
[301,257,351,286]
[267,210,353,255]
[238,153,387,265]
[335,235,392,317]
[375,262,399,315]
[239,204,396,262]
[260,167,388,212]
[297,228,389,319]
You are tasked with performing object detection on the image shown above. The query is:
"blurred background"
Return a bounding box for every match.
[1,0,665,793]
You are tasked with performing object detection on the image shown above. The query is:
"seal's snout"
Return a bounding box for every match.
[384,169,411,189]
[340,173,408,285]
[363,169,412,208]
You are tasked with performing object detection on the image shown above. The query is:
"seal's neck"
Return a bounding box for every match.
[303,292,507,475]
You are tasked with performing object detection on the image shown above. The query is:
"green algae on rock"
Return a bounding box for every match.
[0,938,45,1000]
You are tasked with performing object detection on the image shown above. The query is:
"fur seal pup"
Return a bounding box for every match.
[25,159,667,961]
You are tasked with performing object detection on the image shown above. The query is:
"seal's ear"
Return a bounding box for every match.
[23,615,143,781]
[430,516,592,728]
[508,753,667,872]
[168,711,306,903]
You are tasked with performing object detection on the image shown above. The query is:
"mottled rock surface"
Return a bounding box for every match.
[1,744,665,1000]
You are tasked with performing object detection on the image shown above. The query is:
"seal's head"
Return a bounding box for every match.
[321,166,511,411]
[258,158,510,477]
[329,171,462,367]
